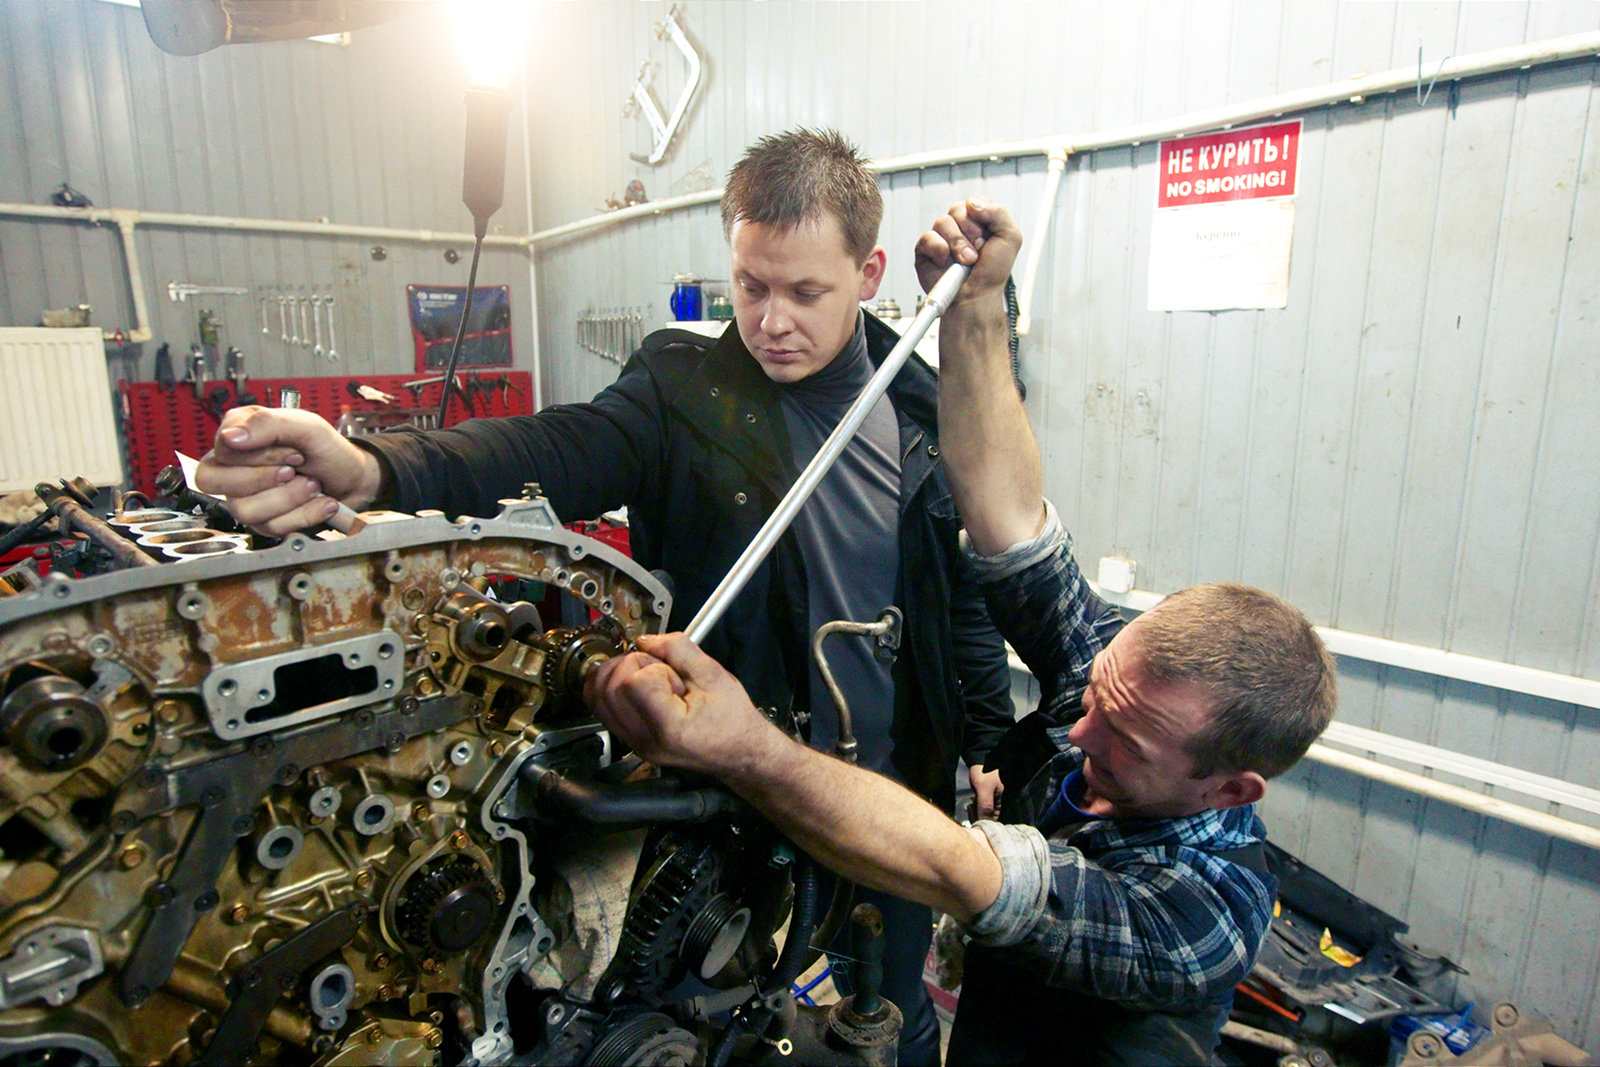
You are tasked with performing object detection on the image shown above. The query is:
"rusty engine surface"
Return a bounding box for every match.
[0,490,886,1066]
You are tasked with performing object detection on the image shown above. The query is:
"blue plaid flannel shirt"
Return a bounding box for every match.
[958,502,1276,1011]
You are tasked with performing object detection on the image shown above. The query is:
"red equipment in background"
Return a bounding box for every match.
[120,372,532,496]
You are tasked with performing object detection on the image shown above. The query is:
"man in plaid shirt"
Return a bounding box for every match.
[587,199,1338,1066]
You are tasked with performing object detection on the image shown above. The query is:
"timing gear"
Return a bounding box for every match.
[394,857,500,957]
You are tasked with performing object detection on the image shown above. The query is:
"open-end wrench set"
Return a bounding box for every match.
[258,287,341,361]
[576,307,647,365]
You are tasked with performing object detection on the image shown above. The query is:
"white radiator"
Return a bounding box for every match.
[0,327,124,493]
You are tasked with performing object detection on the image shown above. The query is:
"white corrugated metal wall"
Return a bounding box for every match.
[1,0,1597,1050]
[0,0,533,377]
[521,1,1600,1047]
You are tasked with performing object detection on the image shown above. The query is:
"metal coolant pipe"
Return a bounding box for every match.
[685,263,971,643]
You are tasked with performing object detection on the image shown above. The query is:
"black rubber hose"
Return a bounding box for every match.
[708,851,821,1067]
[525,766,742,828]
[707,1010,745,1067]
[801,873,855,975]
[769,851,820,991]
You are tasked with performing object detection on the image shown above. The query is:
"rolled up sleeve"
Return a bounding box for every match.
[964,821,1051,947]
[959,499,1065,582]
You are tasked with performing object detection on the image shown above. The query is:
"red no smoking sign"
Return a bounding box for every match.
[1157,120,1300,208]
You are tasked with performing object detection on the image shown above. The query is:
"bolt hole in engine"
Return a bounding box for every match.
[316,974,346,1009]
[0,493,895,1066]
[46,725,85,758]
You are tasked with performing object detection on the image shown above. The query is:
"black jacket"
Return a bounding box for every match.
[359,316,1014,803]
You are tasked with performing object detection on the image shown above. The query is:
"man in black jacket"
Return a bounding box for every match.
[198,128,1013,1065]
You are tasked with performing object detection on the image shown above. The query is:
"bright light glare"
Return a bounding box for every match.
[453,0,526,89]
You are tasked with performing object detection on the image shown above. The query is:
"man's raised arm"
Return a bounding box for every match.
[914,198,1046,555]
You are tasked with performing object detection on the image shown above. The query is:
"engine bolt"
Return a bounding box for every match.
[412,803,431,821]
[118,843,147,869]
[354,869,374,890]
[416,674,439,696]
[376,985,396,1003]
[367,1023,385,1044]
[425,1030,443,1049]
[372,953,390,971]
[228,903,249,924]
[450,830,469,851]
[421,958,441,974]
[156,700,183,724]
[488,740,505,757]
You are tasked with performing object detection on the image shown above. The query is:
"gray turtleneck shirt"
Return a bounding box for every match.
[776,313,902,775]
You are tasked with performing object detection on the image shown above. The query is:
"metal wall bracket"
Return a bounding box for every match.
[622,6,703,166]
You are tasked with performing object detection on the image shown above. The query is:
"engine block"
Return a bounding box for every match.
[0,487,903,1067]
[0,496,683,1065]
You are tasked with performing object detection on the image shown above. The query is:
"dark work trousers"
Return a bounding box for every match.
[816,870,941,1067]
[946,945,1228,1066]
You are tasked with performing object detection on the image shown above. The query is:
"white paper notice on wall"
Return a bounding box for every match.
[1148,120,1301,312]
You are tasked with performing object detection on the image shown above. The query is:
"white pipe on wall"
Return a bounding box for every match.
[113,214,153,343]
[13,31,1596,353]
[527,30,1600,246]
[0,202,524,247]
[1319,721,1600,817]
[1014,145,1069,338]
[1083,585,1600,712]
[531,188,722,246]
[1304,743,1600,852]
[0,202,524,347]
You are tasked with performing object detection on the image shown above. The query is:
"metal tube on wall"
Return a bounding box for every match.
[0,202,523,247]
[1304,743,1600,852]
[527,30,1600,247]
[1015,145,1069,338]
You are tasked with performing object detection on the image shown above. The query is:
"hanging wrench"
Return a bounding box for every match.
[311,294,325,359]
[259,296,270,335]
[325,292,339,361]
[298,294,312,350]
[279,295,290,344]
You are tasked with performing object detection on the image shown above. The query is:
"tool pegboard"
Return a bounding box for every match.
[121,372,533,495]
